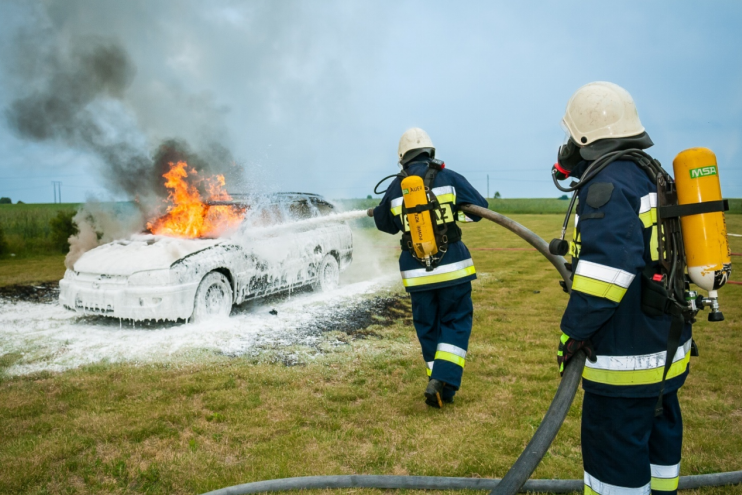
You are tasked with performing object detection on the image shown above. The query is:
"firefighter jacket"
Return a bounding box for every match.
[561,159,693,398]
[373,157,489,292]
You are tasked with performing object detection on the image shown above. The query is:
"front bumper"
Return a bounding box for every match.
[59,278,199,321]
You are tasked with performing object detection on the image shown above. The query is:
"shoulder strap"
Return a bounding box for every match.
[423,159,445,189]
[655,312,684,416]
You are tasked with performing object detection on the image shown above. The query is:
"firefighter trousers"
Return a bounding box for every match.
[582,390,683,495]
[410,281,473,397]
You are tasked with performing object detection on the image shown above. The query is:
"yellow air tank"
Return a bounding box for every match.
[401,175,438,262]
[672,148,732,295]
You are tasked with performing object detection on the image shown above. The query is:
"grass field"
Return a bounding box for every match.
[0,213,740,494]
[0,203,79,257]
[0,255,67,287]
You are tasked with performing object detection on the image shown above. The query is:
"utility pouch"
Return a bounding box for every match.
[641,267,670,318]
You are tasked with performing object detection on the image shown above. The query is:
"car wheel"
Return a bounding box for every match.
[192,272,233,322]
[313,254,340,292]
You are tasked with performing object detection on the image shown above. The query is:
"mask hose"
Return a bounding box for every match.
[374,173,407,195]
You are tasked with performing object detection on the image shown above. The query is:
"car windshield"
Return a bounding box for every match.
[224,193,335,228]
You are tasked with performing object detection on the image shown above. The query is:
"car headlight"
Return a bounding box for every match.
[128,269,171,286]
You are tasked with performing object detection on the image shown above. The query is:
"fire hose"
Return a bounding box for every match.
[202,205,742,495]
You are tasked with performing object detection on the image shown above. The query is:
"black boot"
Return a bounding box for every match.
[425,379,445,408]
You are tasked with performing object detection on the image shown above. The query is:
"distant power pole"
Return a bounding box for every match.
[52,181,62,203]
[487,174,490,199]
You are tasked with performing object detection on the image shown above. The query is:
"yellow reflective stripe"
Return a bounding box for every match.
[572,275,627,303]
[391,205,402,216]
[426,367,432,376]
[639,207,657,228]
[650,225,659,261]
[402,265,476,287]
[583,351,690,385]
[435,203,455,224]
[570,231,581,257]
[457,211,472,222]
[436,193,455,204]
[584,486,599,495]
[435,350,466,368]
[651,477,679,492]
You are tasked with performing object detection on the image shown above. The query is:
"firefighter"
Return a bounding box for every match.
[554,82,692,495]
[368,128,488,408]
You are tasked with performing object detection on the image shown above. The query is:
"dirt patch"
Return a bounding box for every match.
[303,294,411,338]
[0,281,59,304]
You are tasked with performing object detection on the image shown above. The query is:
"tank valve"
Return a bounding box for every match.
[695,290,725,322]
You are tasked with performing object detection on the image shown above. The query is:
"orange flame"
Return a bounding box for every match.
[147,161,244,238]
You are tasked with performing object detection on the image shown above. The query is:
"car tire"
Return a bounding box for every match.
[192,271,233,322]
[313,254,340,292]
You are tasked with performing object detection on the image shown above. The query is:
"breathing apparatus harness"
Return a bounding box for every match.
[549,146,727,416]
[374,159,460,271]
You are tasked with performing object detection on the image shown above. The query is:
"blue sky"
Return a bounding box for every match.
[1,0,741,203]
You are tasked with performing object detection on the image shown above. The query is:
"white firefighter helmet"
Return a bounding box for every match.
[562,82,645,146]
[398,127,435,162]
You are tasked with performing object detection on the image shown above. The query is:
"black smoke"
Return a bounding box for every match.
[6,40,134,142]
[4,30,242,208]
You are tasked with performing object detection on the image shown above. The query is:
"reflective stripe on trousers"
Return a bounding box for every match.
[583,339,692,386]
[651,463,680,492]
[584,472,650,495]
[434,342,466,368]
[401,258,475,288]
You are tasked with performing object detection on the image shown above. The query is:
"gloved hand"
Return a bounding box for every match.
[367,207,375,218]
[557,332,596,376]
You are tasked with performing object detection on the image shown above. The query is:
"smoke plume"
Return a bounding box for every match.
[4,35,242,207]
[1,2,249,256]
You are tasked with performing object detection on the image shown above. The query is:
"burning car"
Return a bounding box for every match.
[59,162,353,321]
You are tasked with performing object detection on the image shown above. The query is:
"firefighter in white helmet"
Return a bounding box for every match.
[554,82,692,495]
[367,127,488,408]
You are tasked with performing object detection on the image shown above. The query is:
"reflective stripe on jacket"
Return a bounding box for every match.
[560,160,692,398]
[372,158,488,292]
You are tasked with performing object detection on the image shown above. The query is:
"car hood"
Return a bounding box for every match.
[73,234,224,276]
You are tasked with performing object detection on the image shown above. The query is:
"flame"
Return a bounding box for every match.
[147,161,244,238]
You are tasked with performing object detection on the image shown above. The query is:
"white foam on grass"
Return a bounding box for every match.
[0,275,396,376]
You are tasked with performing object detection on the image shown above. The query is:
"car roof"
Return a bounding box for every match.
[207,192,334,208]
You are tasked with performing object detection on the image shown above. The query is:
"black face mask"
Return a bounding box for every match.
[553,138,581,180]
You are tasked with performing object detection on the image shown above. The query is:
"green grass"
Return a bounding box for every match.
[0,203,79,257]
[726,198,742,214]
[0,214,740,494]
[486,198,572,214]
[0,255,67,287]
